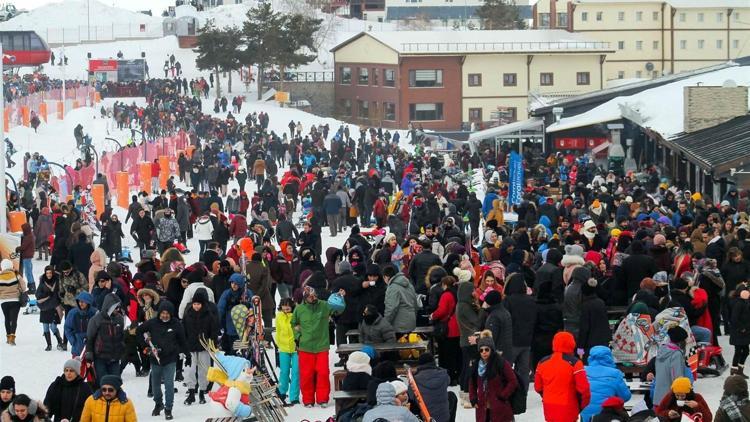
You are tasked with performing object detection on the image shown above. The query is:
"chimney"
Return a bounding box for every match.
[684,83,748,133]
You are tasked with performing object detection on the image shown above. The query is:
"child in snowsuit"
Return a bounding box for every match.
[275,298,300,405]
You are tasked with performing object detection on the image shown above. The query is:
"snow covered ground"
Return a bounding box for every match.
[0,90,735,421]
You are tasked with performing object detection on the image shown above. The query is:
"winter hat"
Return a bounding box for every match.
[186,268,205,285]
[361,345,376,361]
[0,259,12,271]
[106,262,122,277]
[229,273,245,286]
[390,380,408,396]
[653,234,666,246]
[64,359,81,378]
[0,376,14,392]
[418,352,435,366]
[671,276,689,291]
[668,326,688,344]
[671,377,692,394]
[582,220,596,232]
[484,230,496,243]
[375,382,397,405]
[351,225,360,235]
[337,260,352,275]
[99,375,123,391]
[95,270,111,282]
[610,228,622,238]
[564,244,585,259]
[691,192,702,202]
[302,285,317,300]
[584,250,602,265]
[581,278,598,296]
[625,196,633,204]
[600,396,625,410]
[571,266,592,285]
[453,267,472,283]
[546,248,563,265]
[477,335,495,351]
[630,301,650,315]
[724,375,748,396]
[346,351,372,375]
[483,290,502,306]
[592,199,601,209]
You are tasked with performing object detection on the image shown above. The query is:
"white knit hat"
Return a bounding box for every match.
[0,259,12,271]
[453,267,472,283]
[346,351,372,375]
[390,380,408,395]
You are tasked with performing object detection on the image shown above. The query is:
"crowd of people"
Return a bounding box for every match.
[2,73,750,422]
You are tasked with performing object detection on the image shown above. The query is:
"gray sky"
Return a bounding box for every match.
[8,0,179,15]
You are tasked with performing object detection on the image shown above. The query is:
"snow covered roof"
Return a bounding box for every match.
[546,64,750,139]
[331,30,613,54]
[574,0,749,6]
[468,118,544,143]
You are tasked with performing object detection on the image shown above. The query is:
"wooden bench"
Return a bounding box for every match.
[333,390,367,414]
[334,366,410,391]
[345,326,436,354]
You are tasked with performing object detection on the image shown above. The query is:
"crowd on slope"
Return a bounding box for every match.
[2,76,750,422]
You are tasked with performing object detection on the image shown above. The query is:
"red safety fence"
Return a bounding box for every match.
[6,86,95,129]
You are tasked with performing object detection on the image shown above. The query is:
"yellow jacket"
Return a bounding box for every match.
[486,199,505,226]
[275,310,296,353]
[80,394,137,422]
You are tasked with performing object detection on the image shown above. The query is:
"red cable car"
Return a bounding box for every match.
[0,31,51,67]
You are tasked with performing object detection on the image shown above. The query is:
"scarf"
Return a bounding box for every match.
[477,360,487,378]
[720,394,750,422]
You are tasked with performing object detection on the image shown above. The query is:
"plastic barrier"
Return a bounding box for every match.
[39,102,47,122]
[139,162,152,193]
[3,109,8,131]
[8,211,27,233]
[116,171,129,208]
[91,184,105,219]
[159,155,170,190]
[56,102,64,120]
[21,106,29,127]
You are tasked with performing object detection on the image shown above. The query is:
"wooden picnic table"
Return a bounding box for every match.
[333,390,367,414]
[627,381,651,395]
[345,326,436,354]
[336,341,429,359]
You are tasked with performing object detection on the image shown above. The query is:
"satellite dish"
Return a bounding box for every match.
[723,79,738,87]
[645,62,654,71]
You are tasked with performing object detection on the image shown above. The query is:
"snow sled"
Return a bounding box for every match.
[696,344,727,377]
[117,247,133,263]
[23,298,39,315]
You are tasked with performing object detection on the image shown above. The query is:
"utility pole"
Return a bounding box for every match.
[0,43,6,233]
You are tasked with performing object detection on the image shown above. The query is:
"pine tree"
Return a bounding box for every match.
[477,0,527,30]
[194,21,242,98]
[275,13,322,95]
[242,3,284,100]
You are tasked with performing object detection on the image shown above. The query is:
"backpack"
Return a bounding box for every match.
[498,355,527,415]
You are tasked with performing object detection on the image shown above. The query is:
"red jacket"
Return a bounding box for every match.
[656,392,712,422]
[373,199,387,218]
[534,331,591,422]
[151,162,160,177]
[431,289,460,338]
[229,215,248,239]
[469,356,518,422]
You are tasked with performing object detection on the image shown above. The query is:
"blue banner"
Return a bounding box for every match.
[509,151,523,206]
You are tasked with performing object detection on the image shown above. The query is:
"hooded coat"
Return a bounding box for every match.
[383,272,418,333]
[362,383,420,422]
[563,266,590,338]
[136,300,187,365]
[358,307,396,344]
[43,374,93,422]
[504,273,537,347]
[34,210,54,249]
[64,292,97,356]
[580,346,631,422]
[456,281,481,348]
[535,248,564,303]
[482,302,513,359]
[653,342,693,407]
[85,293,125,362]
[534,332,591,422]
[182,290,220,352]
[469,350,518,422]
[412,362,451,422]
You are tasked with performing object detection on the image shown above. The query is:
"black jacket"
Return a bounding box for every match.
[68,238,94,277]
[731,297,750,346]
[504,275,537,347]
[620,254,658,302]
[43,375,92,422]
[668,290,704,325]
[408,251,442,294]
[722,259,750,297]
[578,295,612,351]
[341,372,371,392]
[482,303,513,358]
[182,292,220,352]
[330,272,365,324]
[86,293,125,362]
[534,262,564,303]
[136,300,187,365]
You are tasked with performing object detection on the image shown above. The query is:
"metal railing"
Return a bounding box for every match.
[399,41,611,53]
[43,23,164,46]
[264,71,335,83]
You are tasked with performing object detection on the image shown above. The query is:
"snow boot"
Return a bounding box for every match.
[739,365,750,380]
[184,389,195,406]
[55,333,66,351]
[199,390,206,404]
[175,370,184,382]
[151,403,163,416]
[8,334,15,346]
[44,333,52,351]
[5,335,9,344]
[164,409,173,420]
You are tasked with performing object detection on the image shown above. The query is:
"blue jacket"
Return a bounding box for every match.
[580,346,632,422]
[672,210,693,227]
[482,192,499,218]
[401,176,415,197]
[323,193,343,216]
[217,287,252,336]
[64,292,97,357]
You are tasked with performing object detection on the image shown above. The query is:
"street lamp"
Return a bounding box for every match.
[105,137,125,171]
[4,172,20,210]
[47,161,75,194]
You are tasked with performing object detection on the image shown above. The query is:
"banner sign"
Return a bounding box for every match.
[508,151,524,206]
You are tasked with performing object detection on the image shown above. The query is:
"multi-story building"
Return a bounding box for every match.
[331,30,614,130]
[381,0,531,29]
[533,0,750,81]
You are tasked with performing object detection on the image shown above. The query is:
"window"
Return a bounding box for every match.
[468,73,482,86]
[539,13,550,28]
[698,13,704,22]
[557,12,568,27]
[636,11,643,21]
[734,39,740,49]
[384,102,396,121]
[339,99,351,117]
[409,69,443,87]
[409,103,444,121]
[576,72,590,85]
[540,72,554,86]
[371,68,378,86]
[468,108,482,122]
[358,100,369,118]
[636,70,643,78]
[29,36,44,50]
[679,12,686,22]
[653,11,659,20]
[717,12,723,22]
[680,40,687,49]
[618,11,625,21]
[340,67,351,84]
[653,40,659,50]
[596,11,603,21]
[618,41,625,50]
[636,41,643,50]
[384,69,395,87]
[496,107,517,123]
[581,11,588,21]
[617,71,625,79]
[503,73,517,86]
[698,39,705,49]
[717,39,723,49]
[358,68,369,85]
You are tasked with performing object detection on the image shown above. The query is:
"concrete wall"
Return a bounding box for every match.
[683,85,748,133]
[266,81,335,118]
